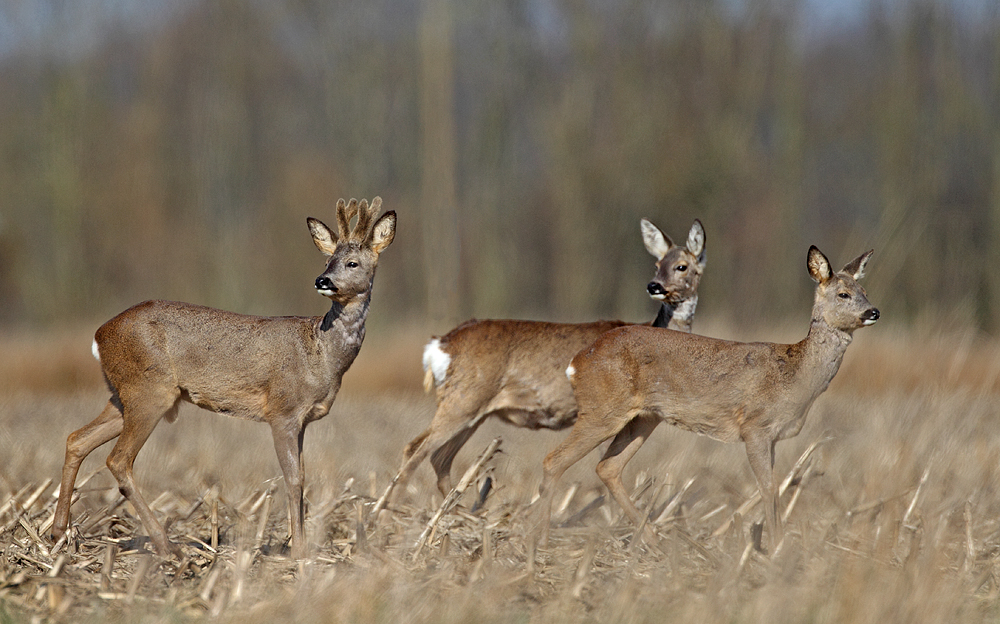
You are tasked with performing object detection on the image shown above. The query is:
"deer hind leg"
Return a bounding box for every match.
[595,414,660,529]
[105,388,180,557]
[372,397,487,519]
[535,409,625,547]
[391,417,478,500]
[52,399,125,540]
[743,431,780,553]
[367,426,434,521]
[429,420,483,496]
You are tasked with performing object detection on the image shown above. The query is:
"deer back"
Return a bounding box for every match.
[94,197,397,426]
[568,246,879,444]
[425,319,628,428]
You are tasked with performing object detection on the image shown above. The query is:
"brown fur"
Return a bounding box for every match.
[53,198,396,560]
[370,220,706,520]
[535,246,879,553]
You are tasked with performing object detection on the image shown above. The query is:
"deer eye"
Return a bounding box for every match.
[346,261,359,269]
[676,264,687,272]
[838,292,850,299]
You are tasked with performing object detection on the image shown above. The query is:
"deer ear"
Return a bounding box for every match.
[307,217,338,256]
[842,250,873,280]
[369,210,396,254]
[807,245,832,283]
[640,218,673,260]
[686,219,706,266]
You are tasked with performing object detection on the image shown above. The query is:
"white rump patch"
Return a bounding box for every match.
[91,339,100,362]
[565,363,575,380]
[423,338,451,387]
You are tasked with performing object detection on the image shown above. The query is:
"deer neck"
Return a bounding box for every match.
[317,292,371,363]
[794,317,854,396]
[652,296,697,332]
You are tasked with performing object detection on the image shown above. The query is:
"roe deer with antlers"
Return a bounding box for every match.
[370,219,705,519]
[534,246,878,552]
[52,197,396,559]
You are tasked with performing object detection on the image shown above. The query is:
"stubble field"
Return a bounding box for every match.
[2,323,1000,623]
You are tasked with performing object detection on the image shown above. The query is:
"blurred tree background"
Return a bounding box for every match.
[0,0,998,335]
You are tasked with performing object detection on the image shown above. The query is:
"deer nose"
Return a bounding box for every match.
[647,282,666,297]
[861,308,880,324]
[315,276,336,293]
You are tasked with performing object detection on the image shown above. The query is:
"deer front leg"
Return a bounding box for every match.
[271,423,307,559]
[743,431,780,553]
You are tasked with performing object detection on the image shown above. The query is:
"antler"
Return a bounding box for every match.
[334,197,384,243]
[335,199,357,241]
[352,197,381,242]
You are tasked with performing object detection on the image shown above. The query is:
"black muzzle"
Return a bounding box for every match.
[861,308,880,324]
[315,276,336,292]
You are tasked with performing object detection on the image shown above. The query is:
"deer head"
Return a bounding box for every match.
[308,197,396,304]
[807,246,879,333]
[641,218,706,305]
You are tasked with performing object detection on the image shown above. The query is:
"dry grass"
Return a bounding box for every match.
[2,325,1000,623]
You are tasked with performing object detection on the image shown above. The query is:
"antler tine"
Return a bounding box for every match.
[362,197,386,246]
[335,198,351,240]
[351,198,376,241]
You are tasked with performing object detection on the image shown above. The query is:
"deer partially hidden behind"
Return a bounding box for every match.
[535,246,879,553]
[370,219,706,519]
[52,197,396,560]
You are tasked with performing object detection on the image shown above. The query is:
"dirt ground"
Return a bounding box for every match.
[2,325,1000,623]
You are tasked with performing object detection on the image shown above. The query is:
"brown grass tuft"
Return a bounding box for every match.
[1,327,1000,622]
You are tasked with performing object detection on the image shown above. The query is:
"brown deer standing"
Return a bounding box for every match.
[370,219,706,519]
[535,246,878,552]
[52,198,396,559]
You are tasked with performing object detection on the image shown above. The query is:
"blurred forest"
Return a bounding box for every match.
[0,0,998,335]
